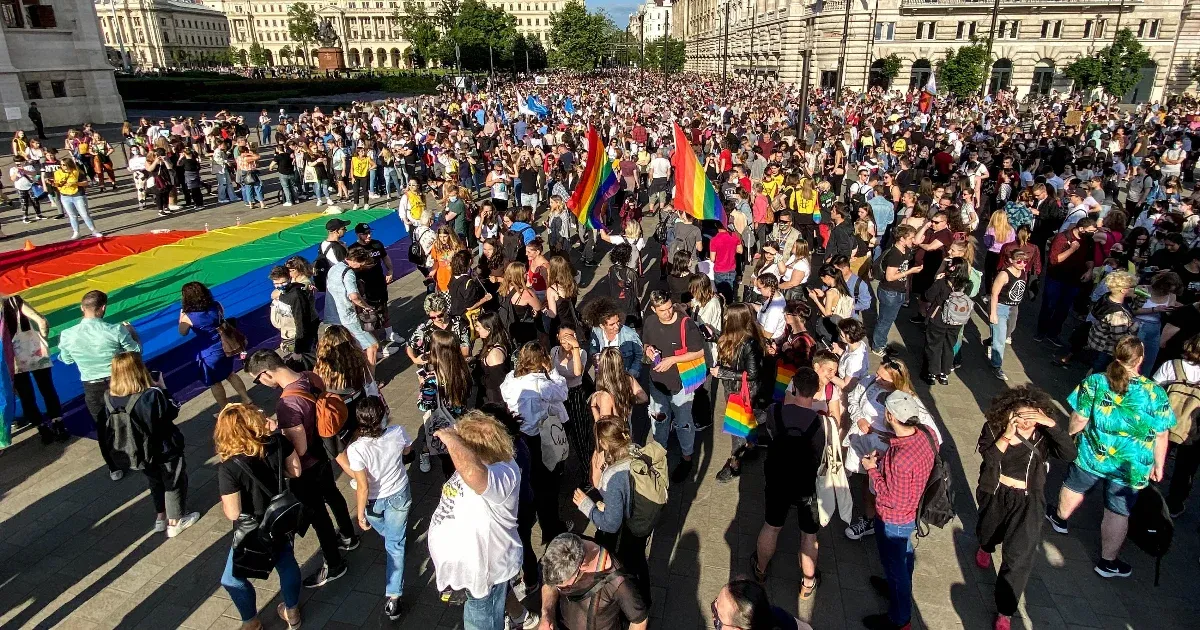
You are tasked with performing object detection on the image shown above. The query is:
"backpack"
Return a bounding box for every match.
[940,290,973,326]
[282,388,358,458]
[502,225,532,264]
[313,241,348,292]
[106,391,150,471]
[408,225,429,267]
[605,265,639,317]
[1127,484,1174,586]
[872,246,896,281]
[1165,360,1200,445]
[915,425,955,536]
[232,438,308,544]
[623,436,669,537]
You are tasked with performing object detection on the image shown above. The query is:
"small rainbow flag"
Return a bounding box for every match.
[567,126,620,230]
[671,123,724,223]
[774,363,797,402]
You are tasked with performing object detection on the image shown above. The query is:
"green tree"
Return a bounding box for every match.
[435,0,517,72]
[399,0,441,68]
[879,53,902,80]
[1064,28,1151,97]
[548,0,614,72]
[937,42,989,96]
[214,46,236,66]
[249,42,270,66]
[287,3,320,48]
[527,36,548,71]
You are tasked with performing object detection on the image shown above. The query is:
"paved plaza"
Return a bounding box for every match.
[0,163,1199,630]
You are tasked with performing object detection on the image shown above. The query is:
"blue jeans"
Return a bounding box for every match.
[462,580,508,630]
[649,385,695,457]
[365,486,412,596]
[220,541,302,621]
[383,167,402,196]
[875,518,916,627]
[260,126,272,146]
[278,172,298,204]
[873,288,906,351]
[310,180,331,201]
[241,180,263,204]
[714,270,738,303]
[60,193,96,235]
[1137,318,1162,375]
[990,303,1012,368]
[1036,277,1080,340]
[215,171,237,203]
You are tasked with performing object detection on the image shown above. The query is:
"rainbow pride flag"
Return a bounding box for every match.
[671,123,724,223]
[678,356,707,395]
[3,209,409,437]
[774,363,797,402]
[567,126,620,230]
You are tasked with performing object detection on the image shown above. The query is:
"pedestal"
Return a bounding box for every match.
[316,47,346,72]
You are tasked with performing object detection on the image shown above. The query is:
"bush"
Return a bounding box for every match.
[116,75,439,102]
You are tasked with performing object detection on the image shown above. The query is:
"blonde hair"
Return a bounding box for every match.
[1106,335,1144,394]
[500,261,528,296]
[1105,270,1137,292]
[454,410,514,464]
[594,415,632,466]
[214,403,272,461]
[623,220,642,241]
[109,351,154,397]
[853,219,871,241]
[988,209,1013,244]
[315,325,370,391]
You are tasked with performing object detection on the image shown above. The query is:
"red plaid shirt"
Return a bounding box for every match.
[868,428,938,525]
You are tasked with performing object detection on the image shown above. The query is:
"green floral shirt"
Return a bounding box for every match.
[1067,373,1176,489]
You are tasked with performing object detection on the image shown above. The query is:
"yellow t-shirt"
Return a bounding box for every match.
[351,155,371,179]
[892,138,907,154]
[762,174,783,199]
[407,189,425,220]
[54,168,81,195]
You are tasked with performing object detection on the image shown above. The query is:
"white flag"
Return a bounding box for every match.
[924,73,937,96]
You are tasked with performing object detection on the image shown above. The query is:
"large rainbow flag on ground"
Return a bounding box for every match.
[567,126,620,230]
[0,209,409,441]
[671,122,724,223]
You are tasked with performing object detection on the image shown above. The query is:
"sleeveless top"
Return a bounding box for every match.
[996,269,1028,307]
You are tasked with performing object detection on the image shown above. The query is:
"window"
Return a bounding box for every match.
[956,21,976,40]
[819,70,838,88]
[1138,19,1160,39]
[1041,20,1061,39]
[25,81,41,100]
[997,20,1018,39]
[1084,19,1106,40]
[50,80,65,98]
[916,21,936,40]
[874,22,894,41]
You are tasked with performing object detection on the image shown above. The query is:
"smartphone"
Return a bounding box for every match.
[648,346,662,367]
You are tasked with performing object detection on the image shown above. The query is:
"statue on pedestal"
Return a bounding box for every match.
[316,18,340,48]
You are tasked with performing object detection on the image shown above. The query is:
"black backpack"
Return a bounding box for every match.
[106,391,150,471]
[915,425,955,537]
[502,225,533,264]
[313,241,348,292]
[1128,484,1174,586]
[605,265,639,317]
[233,439,308,544]
[408,225,429,267]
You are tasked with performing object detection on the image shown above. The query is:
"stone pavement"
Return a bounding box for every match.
[1,176,1200,629]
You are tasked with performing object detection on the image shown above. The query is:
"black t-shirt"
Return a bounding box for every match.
[996,269,1028,306]
[923,279,951,319]
[518,167,538,192]
[764,403,824,498]
[1176,266,1200,303]
[448,273,486,317]
[354,239,390,305]
[217,435,294,520]
[878,246,912,294]
[1162,304,1200,363]
[276,151,295,175]
[641,314,705,392]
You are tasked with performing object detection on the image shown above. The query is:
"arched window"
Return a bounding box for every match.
[989,58,1013,93]
[1031,59,1054,97]
[909,59,932,90]
[869,58,890,90]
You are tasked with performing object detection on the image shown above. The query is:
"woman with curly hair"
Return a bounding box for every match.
[178,281,250,406]
[315,324,380,477]
[976,385,1076,630]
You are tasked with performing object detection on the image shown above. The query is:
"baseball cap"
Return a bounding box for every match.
[885,391,923,426]
[326,218,351,231]
[354,222,372,234]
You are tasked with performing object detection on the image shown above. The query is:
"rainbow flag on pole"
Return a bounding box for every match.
[671,123,724,223]
[774,363,797,402]
[567,126,620,230]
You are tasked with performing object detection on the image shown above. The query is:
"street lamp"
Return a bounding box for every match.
[982,0,1001,95]
[720,0,731,100]
[105,0,131,72]
[836,0,852,100]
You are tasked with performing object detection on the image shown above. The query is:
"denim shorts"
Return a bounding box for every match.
[1062,464,1138,516]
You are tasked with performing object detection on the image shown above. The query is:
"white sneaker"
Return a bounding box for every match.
[153,516,167,533]
[90,231,104,238]
[166,512,200,538]
[349,478,358,491]
[1005,337,1012,345]
[379,345,394,359]
[388,331,405,345]
[69,232,80,240]
[283,202,293,207]
[419,452,431,473]
[369,192,380,199]
[167,204,182,211]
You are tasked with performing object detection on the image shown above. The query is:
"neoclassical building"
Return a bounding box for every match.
[672,0,1196,102]
[204,0,561,68]
[94,0,233,68]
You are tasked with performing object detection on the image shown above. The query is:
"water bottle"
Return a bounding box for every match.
[204,222,209,232]
[235,216,241,226]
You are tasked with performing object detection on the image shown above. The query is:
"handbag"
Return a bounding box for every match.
[722,371,757,439]
[230,514,274,580]
[815,412,854,527]
[216,313,248,357]
[674,317,707,395]
[538,406,569,470]
[9,298,50,373]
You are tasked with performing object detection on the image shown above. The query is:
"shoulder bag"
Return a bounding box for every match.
[9,297,50,374]
[815,412,853,527]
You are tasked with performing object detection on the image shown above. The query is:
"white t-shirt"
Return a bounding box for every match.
[9,165,34,191]
[781,256,810,285]
[757,293,786,340]
[428,460,522,599]
[839,343,869,385]
[346,425,412,500]
[608,235,645,269]
[1153,359,1200,384]
[649,156,671,179]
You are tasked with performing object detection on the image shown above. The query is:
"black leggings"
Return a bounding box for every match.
[292,459,353,568]
[525,433,565,542]
[352,177,370,206]
[18,189,41,219]
[13,367,61,424]
[976,485,1042,617]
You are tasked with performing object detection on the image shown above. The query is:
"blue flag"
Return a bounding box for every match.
[496,101,508,124]
[527,95,549,118]
[564,97,575,115]
[474,109,485,126]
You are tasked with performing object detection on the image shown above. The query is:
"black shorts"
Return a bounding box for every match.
[764,488,821,534]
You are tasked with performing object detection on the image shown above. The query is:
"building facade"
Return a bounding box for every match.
[629,0,673,42]
[94,0,232,68]
[672,0,1194,103]
[204,0,561,68]
[0,0,125,131]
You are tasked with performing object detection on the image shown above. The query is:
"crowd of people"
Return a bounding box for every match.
[8,70,1200,630]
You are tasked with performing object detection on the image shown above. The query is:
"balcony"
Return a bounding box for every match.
[900,0,1138,7]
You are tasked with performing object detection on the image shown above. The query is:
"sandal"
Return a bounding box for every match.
[799,573,820,600]
[749,551,767,582]
[277,603,302,630]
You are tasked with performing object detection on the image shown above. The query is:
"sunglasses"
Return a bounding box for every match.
[252,369,268,385]
[429,312,447,321]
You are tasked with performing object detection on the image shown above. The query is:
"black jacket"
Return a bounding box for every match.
[714,338,767,408]
[976,421,1076,498]
[278,282,319,354]
[826,220,856,261]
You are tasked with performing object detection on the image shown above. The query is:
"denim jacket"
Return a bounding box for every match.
[590,325,643,378]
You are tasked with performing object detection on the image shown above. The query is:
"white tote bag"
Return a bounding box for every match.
[815,412,854,527]
[539,410,569,470]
